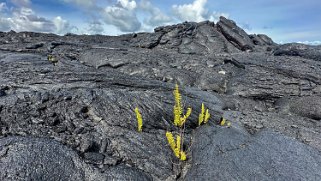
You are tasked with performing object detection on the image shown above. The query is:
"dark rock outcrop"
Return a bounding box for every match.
[129,17,275,55]
[154,21,240,54]
[0,17,321,180]
[250,34,276,47]
[217,16,255,51]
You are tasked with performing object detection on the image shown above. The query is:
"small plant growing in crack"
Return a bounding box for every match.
[219,117,231,127]
[47,54,58,66]
[134,84,229,161]
[165,84,191,161]
[165,131,186,161]
[134,107,143,132]
[198,103,210,126]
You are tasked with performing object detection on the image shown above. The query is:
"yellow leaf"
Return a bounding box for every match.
[220,117,226,126]
[173,84,182,116]
[135,107,143,132]
[176,135,181,155]
[166,132,187,160]
[173,84,183,127]
[201,103,205,115]
[185,107,192,119]
[198,103,205,125]
[166,132,176,153]
[180,151,187,161]
[227,121,231,127]
[204,109,210,123]
[180,107,192,127]
[174,148,180,158]
[173,105,181,126]
[173,84,191,127]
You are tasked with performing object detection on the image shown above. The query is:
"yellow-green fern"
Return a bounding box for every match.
[204,109,210,123]
[220,117,231,127]
[173,84,182,115]
[173,84,192,127]
[198,103,205,125]
[180,151,186,161]
[135,107,143,132]
[220,117,226,126]
[166,132,178,157]
[198,103,210,125]
[227,122,231,127]
[165,131,186,160]
[179,107,192,127]
[173,105,181,126]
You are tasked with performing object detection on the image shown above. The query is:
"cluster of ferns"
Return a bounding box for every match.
[135,84,230,161]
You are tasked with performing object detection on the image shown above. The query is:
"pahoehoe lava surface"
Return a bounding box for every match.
[1,16,321,180]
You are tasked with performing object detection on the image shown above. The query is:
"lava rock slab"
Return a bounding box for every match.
[186,126,321,180]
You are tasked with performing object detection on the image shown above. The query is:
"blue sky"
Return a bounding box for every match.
[0,0,320,44]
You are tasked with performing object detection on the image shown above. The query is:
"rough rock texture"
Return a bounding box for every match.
[0,136,100,181]
[216,16,255,51]
[0,16,321,180]
[274,43,321,61]
[186,126,321,180]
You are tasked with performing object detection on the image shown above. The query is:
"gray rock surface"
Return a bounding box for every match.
[0,17,321,180]
[217,16,254,51]
[186,126,321,180]
[274,43,321,61]
[0,136,99,181]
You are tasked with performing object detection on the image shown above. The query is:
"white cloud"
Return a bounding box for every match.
[53,16,74,34]
[87,21,104,34]
[172,0,208,22]
[0,6,75,35]
[297,41,321,46]
[139,0,173,27]
[60,0,227,34]
[118,0,136,10]
[172,0,228,22]
[209,12,229,22]
[9,7,55,32]
[102,0,141,32]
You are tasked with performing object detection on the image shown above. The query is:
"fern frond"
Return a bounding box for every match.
[198,103,205,125]
[176,135,181,153]
[180,107,192,127]
[220,117,226,126]
[173,105,181,126]
[198,113,203,125]
[185,107,192,119]
[204,109,210,123]
[174,148,180,158]
[227,121,231,127]
[168,84,190,161]
[135,107,143,132]
[166,132,186,160]
[180,151,187,161]
[173,84,182,115]
[166,131,176,153]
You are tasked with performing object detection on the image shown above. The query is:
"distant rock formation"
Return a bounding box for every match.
[130,16,276,54]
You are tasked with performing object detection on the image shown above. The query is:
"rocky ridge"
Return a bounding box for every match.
[0,16,321,180]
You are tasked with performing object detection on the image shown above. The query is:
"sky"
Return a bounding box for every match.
[0,0,320,44]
